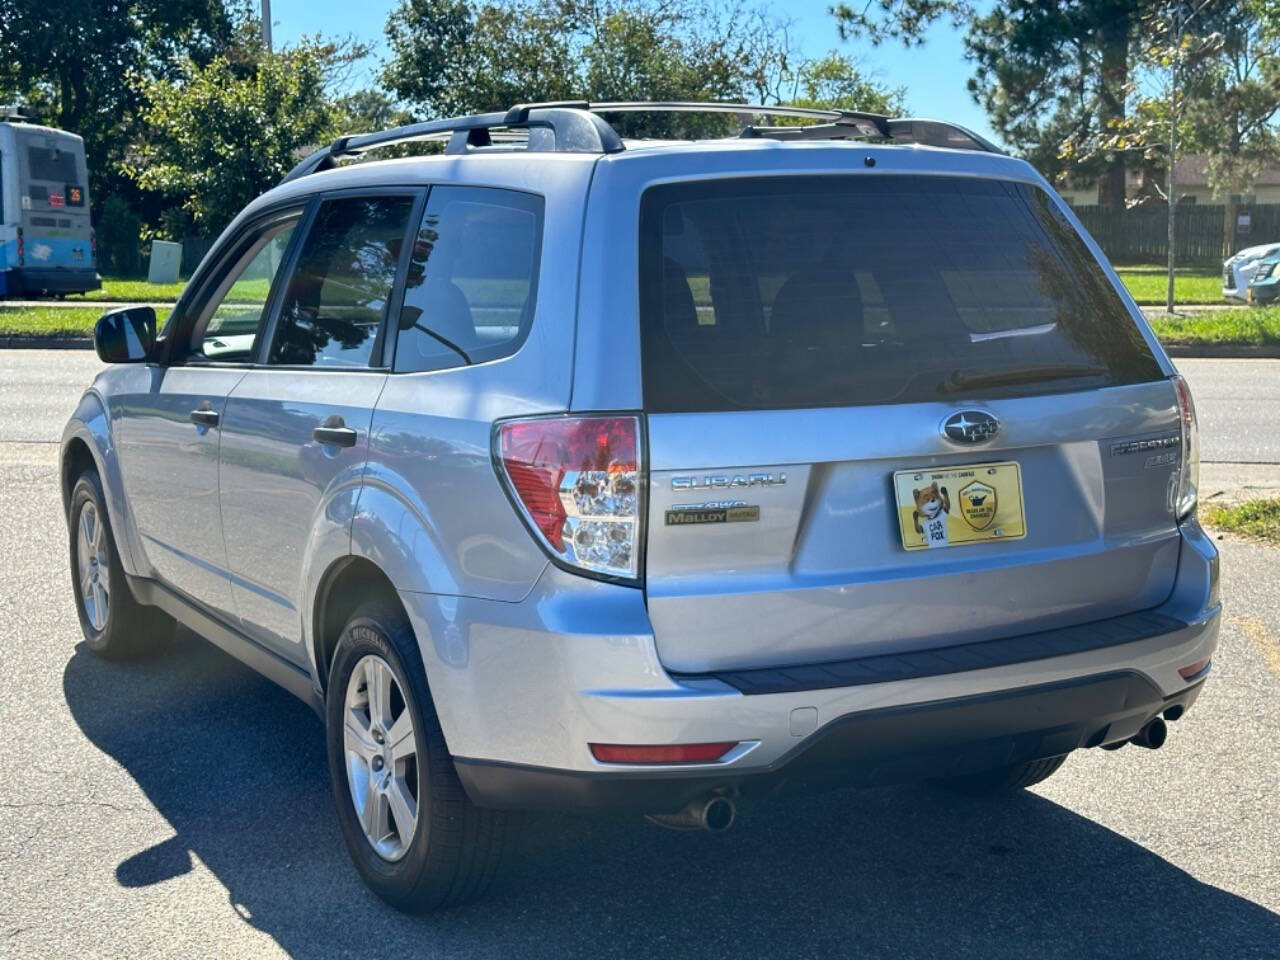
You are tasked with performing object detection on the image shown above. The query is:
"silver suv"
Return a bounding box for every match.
[61,102,1220,911]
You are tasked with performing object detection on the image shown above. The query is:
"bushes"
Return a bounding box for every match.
[95,196,143,276]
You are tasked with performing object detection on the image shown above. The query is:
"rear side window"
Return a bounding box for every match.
[639,176,1163,412]
[392,186,543,373]
[269,195,415,367]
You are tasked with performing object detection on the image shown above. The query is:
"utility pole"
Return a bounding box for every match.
[262,0,272,52]
[1165,0,1214,315]
[1166,4,1181,315]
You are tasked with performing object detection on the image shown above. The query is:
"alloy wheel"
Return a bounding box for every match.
[343,654,419,861]
[76,502,109,631]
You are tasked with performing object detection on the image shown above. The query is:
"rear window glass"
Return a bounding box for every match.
[393,186,543,373]
[26,145,77,182]
[639,176,1162,412]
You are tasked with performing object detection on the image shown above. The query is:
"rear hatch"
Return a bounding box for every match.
[640,174,1181,674]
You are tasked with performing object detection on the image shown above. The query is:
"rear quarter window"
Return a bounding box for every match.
[639,175,1163,412]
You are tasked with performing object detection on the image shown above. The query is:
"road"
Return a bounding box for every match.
[0,350,1278,959]
[5,350,1279,464]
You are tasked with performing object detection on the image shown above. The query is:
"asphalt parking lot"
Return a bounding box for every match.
[1,351,1278,959]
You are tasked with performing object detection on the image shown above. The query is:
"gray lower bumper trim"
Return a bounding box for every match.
[676,610,1188,695]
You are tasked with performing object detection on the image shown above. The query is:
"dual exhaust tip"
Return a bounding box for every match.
[1104,714,1171,751]
[647,795,736,833]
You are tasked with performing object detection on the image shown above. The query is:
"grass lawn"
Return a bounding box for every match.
[1203,499,1280,544]
[1146,306,1280,345]
[0,306,172,338]
[3,302,1277,346]
[65,277,187,303]
[1112,266,1224,305]
[38,269,1234,308]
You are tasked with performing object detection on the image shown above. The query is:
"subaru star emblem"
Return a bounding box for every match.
[942,410,999,444]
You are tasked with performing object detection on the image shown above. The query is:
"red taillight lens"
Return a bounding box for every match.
[16,227,23,266]
[1171,374,1199,520]
[1179,658,1210,680]
[590,742,737,764]
[496,415,642,579]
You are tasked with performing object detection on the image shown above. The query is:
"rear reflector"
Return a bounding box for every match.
[1178,658,1210,681]
[590,742,737,765]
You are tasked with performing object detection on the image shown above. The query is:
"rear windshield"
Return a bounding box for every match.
[638,175,1162,412]
[26,145,78,182]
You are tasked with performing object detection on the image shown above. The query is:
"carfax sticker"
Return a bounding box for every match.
[892,461,1026,550]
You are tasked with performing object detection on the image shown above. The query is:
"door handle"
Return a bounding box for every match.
[189,408,220,427]
[313,424,358,448]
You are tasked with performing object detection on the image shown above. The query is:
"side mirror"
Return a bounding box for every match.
[93,306,156,363]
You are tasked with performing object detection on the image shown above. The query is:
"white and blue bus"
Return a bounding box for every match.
[0,110,99,297]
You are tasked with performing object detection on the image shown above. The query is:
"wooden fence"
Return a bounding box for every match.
[1071,203,1280,265]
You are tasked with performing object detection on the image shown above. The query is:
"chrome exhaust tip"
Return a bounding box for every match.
[646,795,737,833]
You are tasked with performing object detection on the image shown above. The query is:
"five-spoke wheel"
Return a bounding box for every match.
[343,655,419,861]
[75,500,110,631]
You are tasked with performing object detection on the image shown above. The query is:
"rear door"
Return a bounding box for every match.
[639,175,1182,674]
[217,191,418,661]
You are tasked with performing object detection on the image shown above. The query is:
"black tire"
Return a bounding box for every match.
[68,469,173,659]
[934,754,1069,796]
[325,600,512,912]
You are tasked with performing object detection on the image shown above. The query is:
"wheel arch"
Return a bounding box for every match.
[312,555,403,694]
[60,392,144,577]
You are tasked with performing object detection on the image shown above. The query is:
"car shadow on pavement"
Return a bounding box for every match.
[64,628,1280,960]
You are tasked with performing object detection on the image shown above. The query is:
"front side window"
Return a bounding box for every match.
[393,186,543,373]
[189,216,299,363]
[269,195,416,368]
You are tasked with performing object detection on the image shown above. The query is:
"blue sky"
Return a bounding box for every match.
[269,0,1000,143]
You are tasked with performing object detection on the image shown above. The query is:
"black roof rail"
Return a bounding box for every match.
[587,101,892,139]
[280,105,623,184]
[279,100,1002,185]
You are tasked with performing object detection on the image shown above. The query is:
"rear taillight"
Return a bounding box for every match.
[495,414,643,581]
[16,227,23,266]
[1172,374,1199,520]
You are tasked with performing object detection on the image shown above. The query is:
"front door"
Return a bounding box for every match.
[114,214,301,615]
[218,193,415,660]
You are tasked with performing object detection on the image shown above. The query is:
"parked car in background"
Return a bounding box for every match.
[1246,251,1280,305]
[1223,241,1280,301]
[0,108,99,298]
[61,101,1219,912]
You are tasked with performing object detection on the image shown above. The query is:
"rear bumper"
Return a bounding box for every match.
[455,673,1206,812]
[4,266,100,295]
[401,523,1219,811]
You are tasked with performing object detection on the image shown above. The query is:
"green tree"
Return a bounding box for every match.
[831,0,1162,206]
[1179,1,1280,255]
[381,0,901,138]
[0,0,236,218]
[130,32,356,233]
[782,52,906,114]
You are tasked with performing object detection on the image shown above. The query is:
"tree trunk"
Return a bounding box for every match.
[1096,8,1130,208]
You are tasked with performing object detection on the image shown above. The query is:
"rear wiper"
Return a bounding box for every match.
[938,363,1107,394]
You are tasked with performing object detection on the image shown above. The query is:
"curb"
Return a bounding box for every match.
[1,337,93,350]
[1163,343,1280,359]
